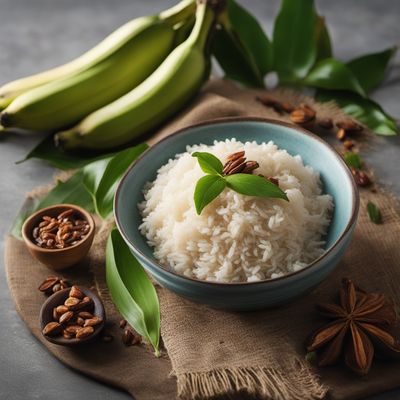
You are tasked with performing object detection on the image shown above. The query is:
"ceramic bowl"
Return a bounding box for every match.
[22,204,95,270]
[39,287,105,346]
[114,117,359,310]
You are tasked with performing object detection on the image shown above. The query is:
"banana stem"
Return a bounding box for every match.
[159,0,196,25]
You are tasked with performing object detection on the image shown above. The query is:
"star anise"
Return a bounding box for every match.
[305,278,400,375]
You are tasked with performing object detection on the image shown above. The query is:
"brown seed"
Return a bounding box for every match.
[39,220,50,228]
[56,305,68,315]
[122,329,135,346]
[52,307,59,321]
[226,151,245,163]
[318,118,333,130]
[59,279,70,289]
[343,139,355,150]
[41,221,59,232]
[42,216,52,222]
[42,322,62,337]
[84,317,103,327]
[69,285,85,299]
[76,317,85,326]
[57,209,74,220]
[119,319,127,329]
[223,156,246,175]
[76,326,94,339]
[352,169,371,187]
[64,297,81,308]
[41,232,56,240]
[62,330,75,339]
[268,177,280,187]
[336,128,346,141]
[65,325,81,335]
[59,311,74,324]
[290,105,316,124]
[101,334,114,343]
[52,283,62,293]
[242,161,259,174]
[33,227,39,239]
[38,277,59,293]
[336,119,363,133]
[226,162,246,175]
[46,239,55,248]
[78,311,94,319]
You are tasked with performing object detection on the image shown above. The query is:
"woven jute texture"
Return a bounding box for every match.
[5,79,400,400]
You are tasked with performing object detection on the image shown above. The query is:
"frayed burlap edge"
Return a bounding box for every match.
[175,361,327,400]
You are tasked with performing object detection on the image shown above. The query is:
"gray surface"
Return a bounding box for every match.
[0,0,399,399]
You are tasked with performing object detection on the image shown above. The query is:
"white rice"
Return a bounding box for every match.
[139,139,333,283]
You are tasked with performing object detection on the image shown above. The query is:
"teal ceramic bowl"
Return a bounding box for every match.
[115,118,359,310]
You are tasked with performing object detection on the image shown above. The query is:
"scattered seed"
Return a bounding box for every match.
[336,128,346,141]
[119,319,127,329]
[69,285,85,299]
[76,326,94,339]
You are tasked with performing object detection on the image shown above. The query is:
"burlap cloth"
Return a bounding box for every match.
[5,79,400,400]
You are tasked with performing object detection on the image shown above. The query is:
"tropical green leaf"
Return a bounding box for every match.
[194,174,226,215]
[17,134,116,170]
[192,151,223,175]
[343,152,362,170]
[316,90,398,135]
[367,201,382,224]
[347,47,397,93]
[304,58,366,96]
[10,171,94,239]
[225,174,288,200]
[106,229,160,355]
[273,0,318,82]
[83,144,148,219]
[315,16,332,61]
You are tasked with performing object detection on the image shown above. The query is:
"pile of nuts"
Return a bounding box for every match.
[38,276,70,295]
[32,208,90,249]
[119,319,142,347]
[42,285,103,340]
[256,95,373,188]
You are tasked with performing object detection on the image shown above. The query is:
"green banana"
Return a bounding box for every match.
[56,0,217,150]
[0,0,195,131]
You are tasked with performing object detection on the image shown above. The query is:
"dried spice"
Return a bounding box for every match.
[305,278,400,375]
[32,209,90,249]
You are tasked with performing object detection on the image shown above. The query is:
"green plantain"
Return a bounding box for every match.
[0,0,195,131]
[56,0,218,150]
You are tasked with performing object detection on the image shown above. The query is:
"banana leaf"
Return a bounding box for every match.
[106,229,160,356]
[83,143,148,219]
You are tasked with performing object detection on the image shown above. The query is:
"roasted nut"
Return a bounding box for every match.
[56,305,69,315]
[290,104,316,124]
[83,316,103,327]
[64,297,81,309]
[52,283,62,293]
[74,296,93,311]
[65,325,81,335]
[38,276,59,294]
[352,169,371,187]
[242,161,260,174]
[78,311,94,319]
[76,317,85,326]
[52,307,59,321]
[336,128,346,141]
[57,209,74,220]
[76,326,94,339]
[119,319,127,329]
[226,151,245,163]
[343,139,355,150]
[62,330,75,339]
[59,311,74,324]
[69,285,85,299]
[43,322,62,337]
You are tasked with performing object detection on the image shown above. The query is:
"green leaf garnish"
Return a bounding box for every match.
[344,152,362,170]
[192,151,223,175]
[106,229,160,356]
[225,174,288,200]
[347,47,397,93]
[273,0,318,82]
[83,144,148,219]
[304,58,365,97]
[316,90,398,136]
[315,16,332,62]
[194,174,226,215]
[367,201,382,224]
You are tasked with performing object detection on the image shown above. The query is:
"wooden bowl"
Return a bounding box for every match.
[39,287,105,346]
[21,204,95,270]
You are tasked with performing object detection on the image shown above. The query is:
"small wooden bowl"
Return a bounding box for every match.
[22,204,95,270]
[40,287,105,346]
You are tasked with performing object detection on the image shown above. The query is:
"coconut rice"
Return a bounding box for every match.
[139,139,333,283]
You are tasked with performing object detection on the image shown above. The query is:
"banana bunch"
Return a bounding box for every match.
[0,0,220,151]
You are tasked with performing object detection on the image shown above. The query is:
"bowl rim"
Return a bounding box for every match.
[114,116,359,286]
[21,203,95,254]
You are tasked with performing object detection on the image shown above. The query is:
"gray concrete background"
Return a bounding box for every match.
[0,1,399,399]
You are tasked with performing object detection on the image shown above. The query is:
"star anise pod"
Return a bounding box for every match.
[305,278,400,375]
